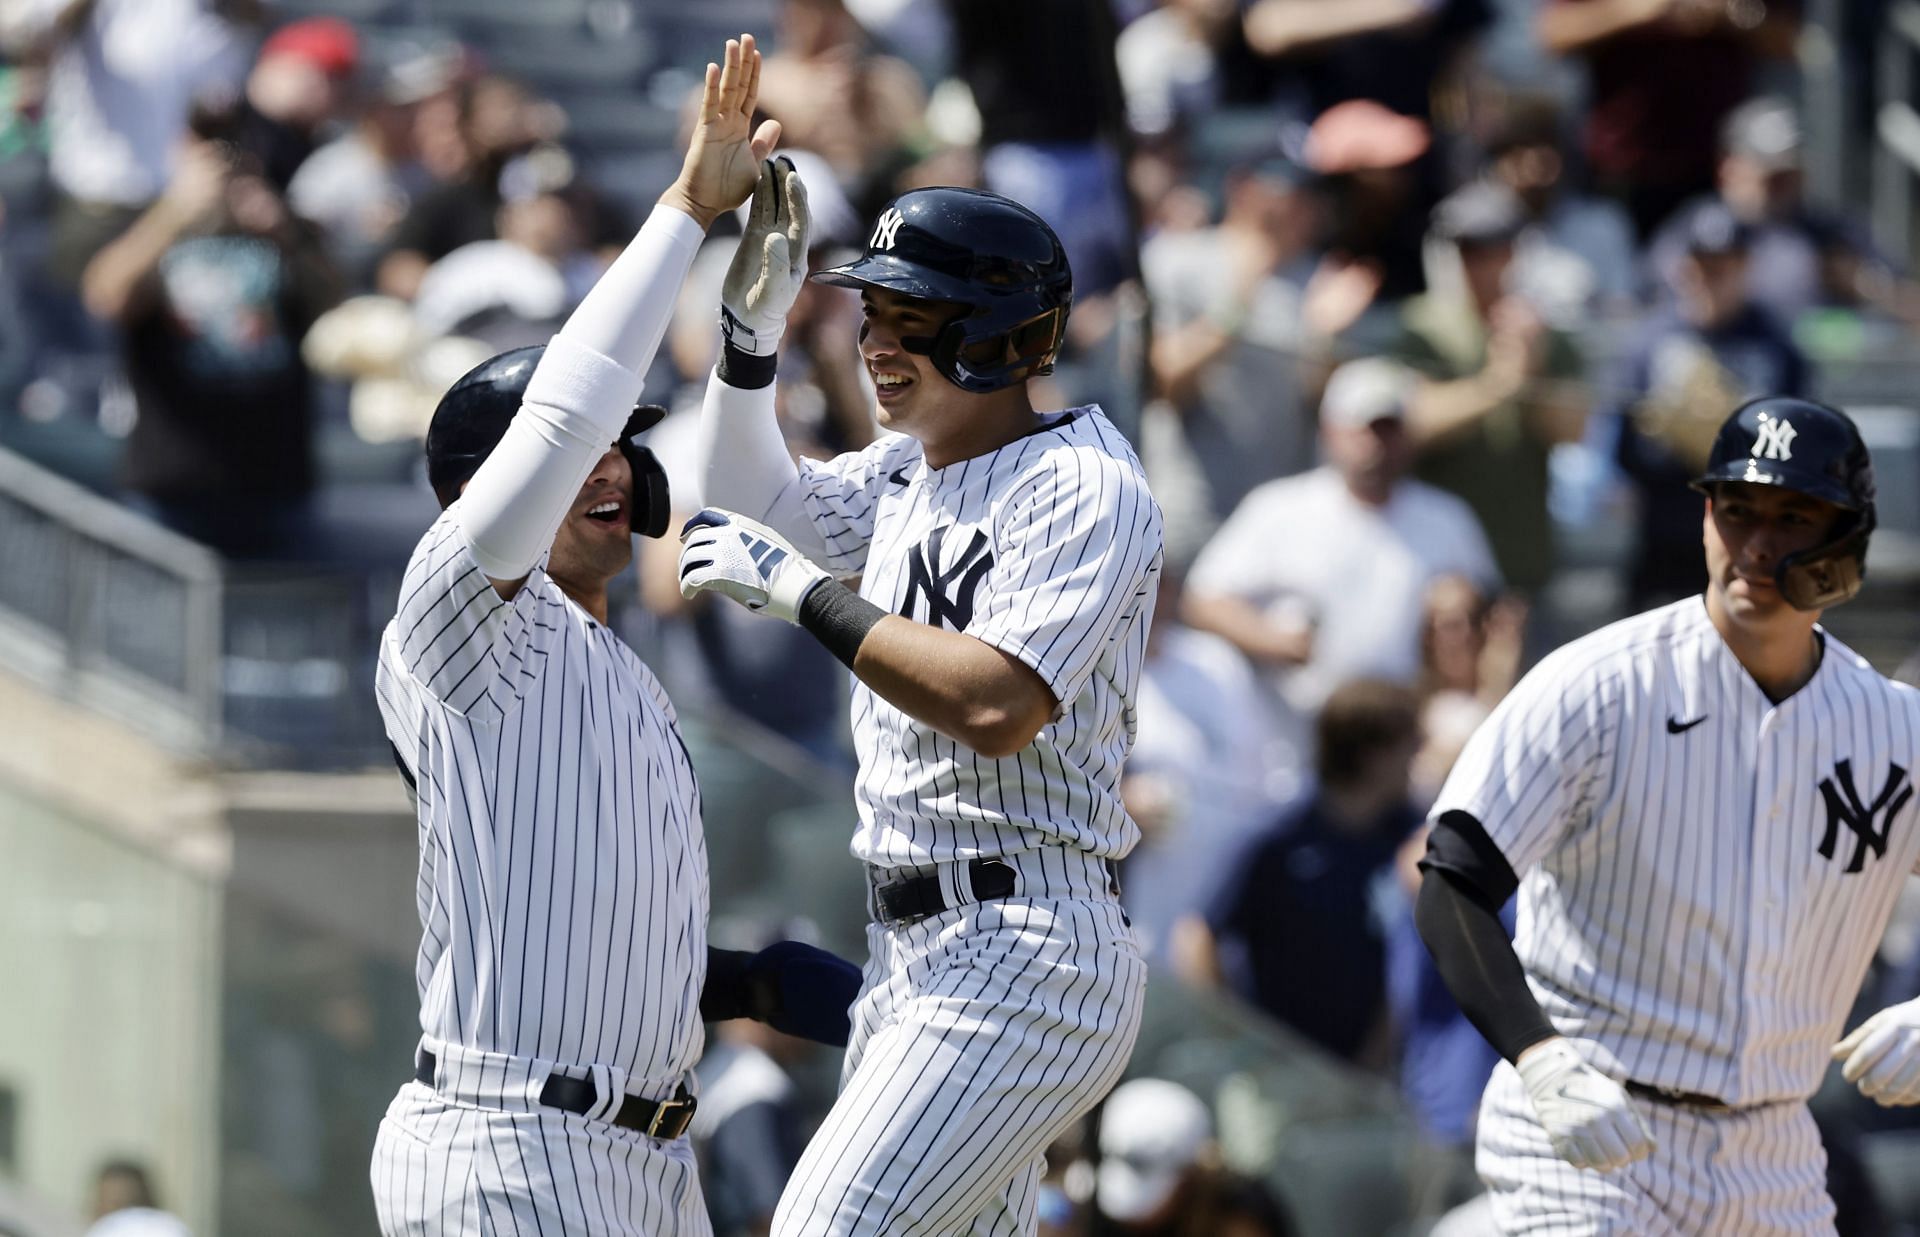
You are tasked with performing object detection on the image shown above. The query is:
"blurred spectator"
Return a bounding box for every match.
[410,146,597,351]
[1120,566,1287,960]
[1116,0,1233,140]
[1301,100,1434,323]
[1650,96,1920,330]
[213,16,359,193]
[1182,358,1498,751]
[1142,154,1322,519]
[1172,679,1424,1067]
[84,1160,190,1237]
[4,0,256,289]
[80,134,339,558]
[947,0,1137,298]
[1416,574,1524,713]
[1482,97,1638,323]
[1613,200,1809,605]
[376,73,557,301]
[288,36,461,277]
[754,0,926,207]
[1241,0,1491,126]
[1089,1079,1293,1237]
[1537,0,1800,240]
[1398,179,1587,597]
[693,1022,810,1237]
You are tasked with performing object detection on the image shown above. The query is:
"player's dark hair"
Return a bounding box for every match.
[1315,679,1421,788]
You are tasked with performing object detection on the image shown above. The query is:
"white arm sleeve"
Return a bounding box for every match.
[455,204,705,581]
[696,367,830,559]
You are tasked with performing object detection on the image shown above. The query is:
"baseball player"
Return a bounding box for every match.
[369,38,858,1236]
[677,163,1164,1234]
[1415,396,1920,1233]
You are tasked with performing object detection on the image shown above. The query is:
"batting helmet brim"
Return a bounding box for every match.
[811,253,990,309]
[1689,459,1865,511]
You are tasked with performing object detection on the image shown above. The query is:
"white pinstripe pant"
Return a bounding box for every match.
[370,1039,711,1236]
[772,871,1148,1237]
[1476,1061,1837,1236]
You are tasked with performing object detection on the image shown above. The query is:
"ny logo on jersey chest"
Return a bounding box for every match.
[1817,759,1913,873]
[900,525,993,631]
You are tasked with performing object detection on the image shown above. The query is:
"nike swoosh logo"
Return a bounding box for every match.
[889,467,912,487]
[1667,715,1708,734]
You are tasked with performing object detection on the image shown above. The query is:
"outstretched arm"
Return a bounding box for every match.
[456,35,781,594]
[675,510,1056,757]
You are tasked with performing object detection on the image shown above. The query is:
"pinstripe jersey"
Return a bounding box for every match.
[796,406,1163,865]
[376,509,709,1086]
[1434,596,1920,1107]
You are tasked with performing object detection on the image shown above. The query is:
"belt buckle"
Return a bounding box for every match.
[647,1096,695,1139]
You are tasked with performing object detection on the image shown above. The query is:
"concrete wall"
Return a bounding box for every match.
[0,671,224,1235]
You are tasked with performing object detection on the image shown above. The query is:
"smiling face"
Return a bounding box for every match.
[858,286,975,435]
[546,446,635,587]
[1703,481,1844,628]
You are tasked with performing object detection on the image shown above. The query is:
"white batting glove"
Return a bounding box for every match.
[678,508,830,624]
[1834,998,1920,1106]
[721,157,810,357]
[1515,1039,1656,1172]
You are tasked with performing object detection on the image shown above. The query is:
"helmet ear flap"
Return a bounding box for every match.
[1777,508,1874,610]
[622,443,672,539]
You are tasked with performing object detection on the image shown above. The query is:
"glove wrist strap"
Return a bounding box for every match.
[721,305,783,360]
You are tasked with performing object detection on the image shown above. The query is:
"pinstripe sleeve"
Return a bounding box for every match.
[969,448,1164,709]
[389,510,560,723]
[795,434,919,576]
[1430,645,1611,875]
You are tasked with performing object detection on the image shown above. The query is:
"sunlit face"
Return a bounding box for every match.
[1703,481,1843,625]
[547,446,634,587]
[858,286,973,435]
[1322,415,1412,497]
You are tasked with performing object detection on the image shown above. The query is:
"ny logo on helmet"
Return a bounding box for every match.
[871,207,906,251]
[1753,411,1797,462]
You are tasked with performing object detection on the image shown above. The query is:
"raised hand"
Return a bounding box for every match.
[661,34,783,229]
[722,157,812,356]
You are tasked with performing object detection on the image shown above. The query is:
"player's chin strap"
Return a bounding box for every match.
[1777,505,1873,611]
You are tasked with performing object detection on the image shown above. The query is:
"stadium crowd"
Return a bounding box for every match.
[5,0,1920,1233]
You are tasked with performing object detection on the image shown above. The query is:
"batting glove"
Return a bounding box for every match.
[1515,1038,1656,1172]
[678,508,830,623]
[1834,998,1920,1105]
[721,156,810,356]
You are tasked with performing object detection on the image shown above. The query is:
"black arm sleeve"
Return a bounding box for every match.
[1415,810,1558,1063]
[701,946,755,1023]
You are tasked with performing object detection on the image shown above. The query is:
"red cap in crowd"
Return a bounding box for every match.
[261,18,361,80]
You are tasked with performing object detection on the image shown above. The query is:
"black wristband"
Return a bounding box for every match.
[799,578,886,669]
[716,339,777,390]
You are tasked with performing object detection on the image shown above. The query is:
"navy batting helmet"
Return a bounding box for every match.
[812,187,1072,394]
[1691,396,1876,610]
[424,345,672,538]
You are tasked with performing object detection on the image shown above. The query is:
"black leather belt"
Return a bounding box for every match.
[415,1050,697,1139]
[871,858,1018,925]
[1624,1080,1736,1114]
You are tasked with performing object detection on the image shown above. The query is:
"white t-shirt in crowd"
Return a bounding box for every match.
[1188,465,1498,716]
